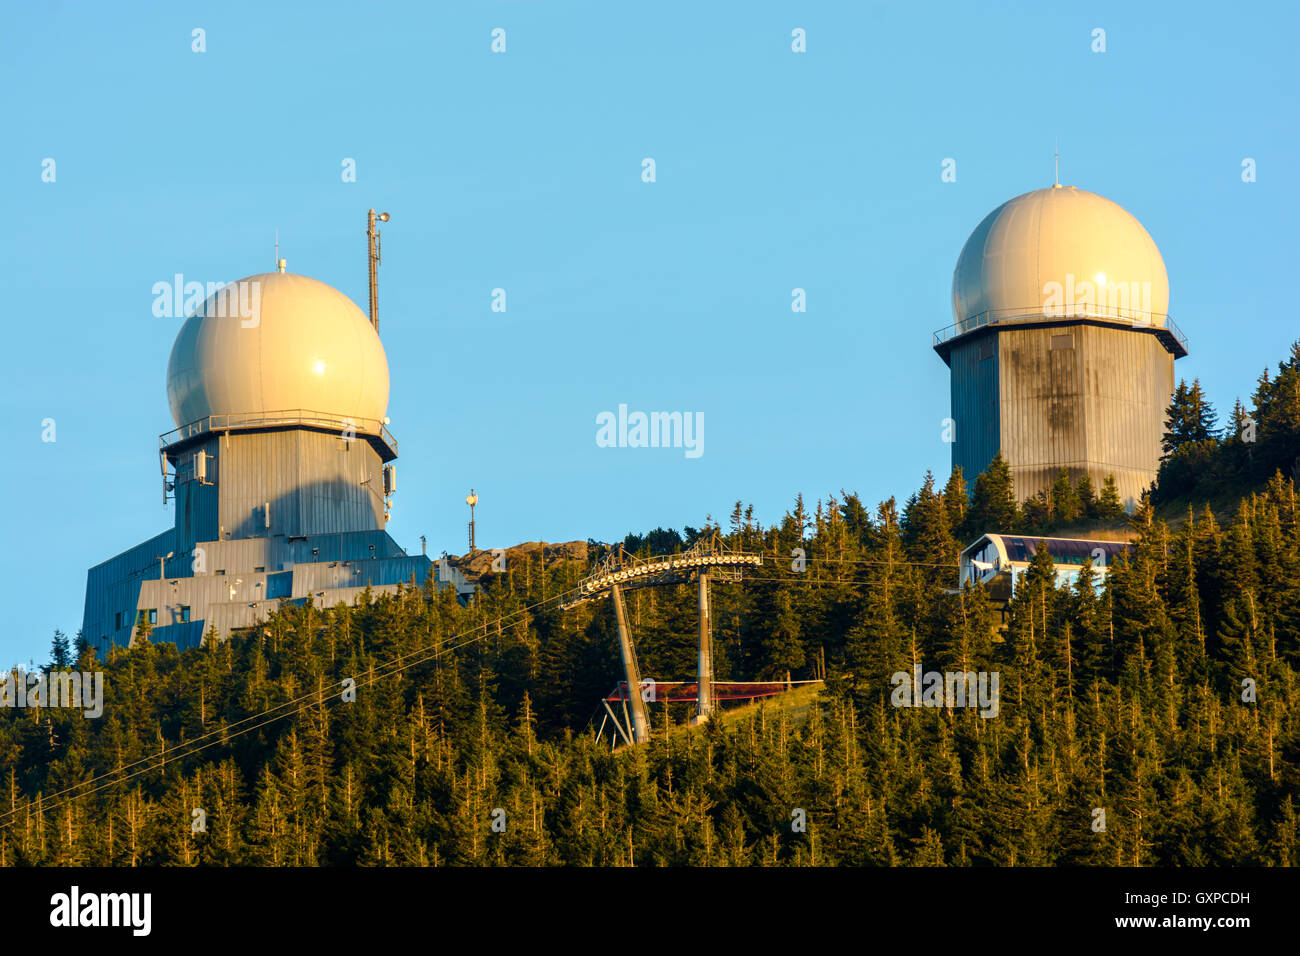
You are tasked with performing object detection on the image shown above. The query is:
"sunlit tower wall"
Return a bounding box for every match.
[933,185,1188,511]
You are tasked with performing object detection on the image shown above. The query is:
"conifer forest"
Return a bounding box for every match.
[2,342,1297,867]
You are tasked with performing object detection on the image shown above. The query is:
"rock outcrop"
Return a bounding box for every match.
[447,540,589,581]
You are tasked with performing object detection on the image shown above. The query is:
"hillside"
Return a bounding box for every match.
[2,468,1296,866]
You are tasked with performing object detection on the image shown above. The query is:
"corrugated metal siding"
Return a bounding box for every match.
[150,622,206,651]
[195,579,427,642]
[217,430,384,539]
[950,331,1000,490]
[266,570,293,599]
[203,599,284,637]
[291,555,431,595]
[949,321,1178,507]
[82,529,176,655]
[305,584,416,610]
[88,530,434,652]
[170,437,220,552]
[85,425,446,654]
[191,531,405,572]
[993,324,1174,506]
[1079,325,1174,508]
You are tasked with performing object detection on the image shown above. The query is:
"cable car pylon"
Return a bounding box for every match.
[562,532,762,742]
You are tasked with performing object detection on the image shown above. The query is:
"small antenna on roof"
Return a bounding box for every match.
[1054,138,1060,187]
[274,229,286,273]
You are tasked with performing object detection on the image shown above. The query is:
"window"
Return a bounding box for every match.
[1051,333,1075,350]
[254,566,265,573]
[216,569,226,576]
[978,338,994,361]
[115,611,123,630]
[136,609,157,627]
[178,605,191,623]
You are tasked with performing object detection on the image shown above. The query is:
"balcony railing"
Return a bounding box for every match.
[160,408,398,457]
[932,307,1188,357]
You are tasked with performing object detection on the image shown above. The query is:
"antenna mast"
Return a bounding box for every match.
[466,489,478,552]
[1054,138,1060,187]
[367,209,389,331]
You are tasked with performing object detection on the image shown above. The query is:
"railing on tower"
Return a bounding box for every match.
[159,409,398,457]
[931,307,1187,357]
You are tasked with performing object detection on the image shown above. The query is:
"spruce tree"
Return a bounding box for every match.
[902,471,959,572]
[1097,475,1125,520]
[1223,398,1255,476]
[1076,472,1097,519]
[1022,492,1050,531]
[5,452,1300,868]
[1050,468,1079,526]
[1162,379,1218,455]
[48,629,70,671]
[968,451,1018,533]
[943,466,969,542]
[1253,342,1300,481]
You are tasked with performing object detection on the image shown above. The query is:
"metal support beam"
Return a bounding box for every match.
[611,583,651,743]
[694,571,713,724]
[601,699,632,748]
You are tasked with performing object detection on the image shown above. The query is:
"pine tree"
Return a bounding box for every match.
[1050,468,1079,526]
[1074,472,1097,518]
[1223,398,1255,476]
[1022,492,1051,531]
[902,471,958,572]
[1162,380,1192,455]
[942,467,969,543]
[1163,378,1219,454]
[1253,342,1300,482]
[4,448,1299,868]
[1097,475,1125,520]
[1191,379,1221,441]
[48,630,70,671]
[759,590,805,684]
[968,451,1018,533]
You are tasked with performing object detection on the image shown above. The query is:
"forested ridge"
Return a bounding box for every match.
[1,343,1297,867]
[0,471,1295,866]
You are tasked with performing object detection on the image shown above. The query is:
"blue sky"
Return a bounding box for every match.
[1,0,1296,665]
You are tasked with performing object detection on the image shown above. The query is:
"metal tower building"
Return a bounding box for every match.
[933,185,1188,510]
[82,265,467,653]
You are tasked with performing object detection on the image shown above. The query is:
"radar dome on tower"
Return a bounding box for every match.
[165,272,390,428]
[82,212,453,656]
[934,182,1188,513]
[950,185,1170,330]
